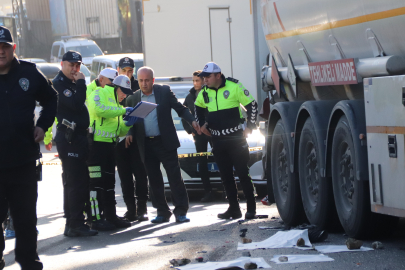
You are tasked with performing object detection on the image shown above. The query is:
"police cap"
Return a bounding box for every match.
[0,26,14,45]
[62,50,82,63]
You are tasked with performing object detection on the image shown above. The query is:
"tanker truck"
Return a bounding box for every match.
[260,0,405,238]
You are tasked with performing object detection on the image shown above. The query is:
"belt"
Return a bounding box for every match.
[145,136,161,140]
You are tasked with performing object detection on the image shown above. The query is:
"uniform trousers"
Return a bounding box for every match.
[143,137,189,217]
[55,130,89,228]
[0,162,42,270]
[87,141,117,221]
[115,138,148,208]
[211,134,255,203]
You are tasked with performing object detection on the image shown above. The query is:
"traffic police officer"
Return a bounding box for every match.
[53,50,98,237]
[0,26,57,270]
[116,57,149,221]
[195,62,258,220]
[86,68,118,99]
[87,75,137,229]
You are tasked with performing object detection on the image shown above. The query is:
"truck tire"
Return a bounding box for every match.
[299,118,337,229]
[271,119,305,226]
[332,115,371,238]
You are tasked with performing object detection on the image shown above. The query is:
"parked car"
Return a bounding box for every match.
[22,58,47,63]
[90,53,144,81]
[50,36,103,68]
[156,77,266,195]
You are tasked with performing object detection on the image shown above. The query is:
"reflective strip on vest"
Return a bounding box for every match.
[88,166,101,172]
[89,172,102,178]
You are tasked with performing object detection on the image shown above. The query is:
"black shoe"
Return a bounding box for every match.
[64,224,70,236]
[218,204,242,219]
[124,211,138,222]
[245,212,256,219]
[89,219,116,231]
[201,191,213,202]
[0,257,5,270]
[107,216,131,228]
[137,213,149,222]
[67,224,98,237]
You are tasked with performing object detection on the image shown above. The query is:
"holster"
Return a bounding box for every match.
[65,128,75,143]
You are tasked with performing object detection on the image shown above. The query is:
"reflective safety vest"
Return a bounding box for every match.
[87,85,130,143]
[195,76,255,135]
[86,79,99,100]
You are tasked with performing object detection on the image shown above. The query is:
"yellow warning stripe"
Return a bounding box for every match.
[266,6,405,40]
[366,126,405,134]
[41,147,263,164]
[177,146,263,159]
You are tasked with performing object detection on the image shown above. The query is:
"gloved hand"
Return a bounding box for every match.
[124,107,134,117]
[124,116,142,126]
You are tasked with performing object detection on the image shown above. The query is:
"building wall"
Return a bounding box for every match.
[143,0,260,99]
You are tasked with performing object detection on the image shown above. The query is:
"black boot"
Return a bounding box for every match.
[0,256,5,270]
[218,202,242,219]
[89,219,116,231]
[137,200,149,221]
[124,202,138,222]
[245,199,257,219]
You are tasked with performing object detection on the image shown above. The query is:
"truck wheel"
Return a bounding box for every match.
[332,115,371,238]
[271,119,305,226]
[299,118,337,229]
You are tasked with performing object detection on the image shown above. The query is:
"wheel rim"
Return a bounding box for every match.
[337,142,355,211]
[305,142,319,205]
[276,141,289,202]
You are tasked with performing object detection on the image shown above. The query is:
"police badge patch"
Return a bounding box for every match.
[63,89,72,97]
[19,78,29,91]
[223,90,230,99]
[244,90,250,96]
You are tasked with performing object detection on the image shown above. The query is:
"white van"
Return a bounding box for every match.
[90,53,144,81]
[50,36,104,68]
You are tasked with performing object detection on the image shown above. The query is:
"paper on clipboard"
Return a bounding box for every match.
[124,101,157,120]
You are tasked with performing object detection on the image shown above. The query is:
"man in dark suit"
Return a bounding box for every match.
[125,67,200,223]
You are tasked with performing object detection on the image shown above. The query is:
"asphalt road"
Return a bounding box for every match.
[3,144,405,270]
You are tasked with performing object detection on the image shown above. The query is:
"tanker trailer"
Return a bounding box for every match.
[261,0,405,238]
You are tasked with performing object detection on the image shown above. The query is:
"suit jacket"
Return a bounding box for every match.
[126,84,195,161]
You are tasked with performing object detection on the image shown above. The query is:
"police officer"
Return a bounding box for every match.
[52,50,98,237]
[86,68,118,99]
[195,62,258,220]
[115,57,149,221]
[0,26,57,270]
[87,75,137,229]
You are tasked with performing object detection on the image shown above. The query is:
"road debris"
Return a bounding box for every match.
[195,257,204,262]
[170,258,191,266]
[240,228,248,237]
[244,262,257,269]
[296,238,306,247]
[278,256,288,262]
[372,241,384,250]
[210,229,226,232]
[315,245,373,253]
[237,229,312,250]
[346,238,363,250]
[196,251,207,254]
[242,238,252,244]
[173,257,270,270]
[272,254,334,264]
[255,215,268,219]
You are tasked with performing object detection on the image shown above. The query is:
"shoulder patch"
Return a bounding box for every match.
[244,90,250,96]
[226,77,239,83]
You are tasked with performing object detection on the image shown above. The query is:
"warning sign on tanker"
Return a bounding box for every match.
[309,58,359,86]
